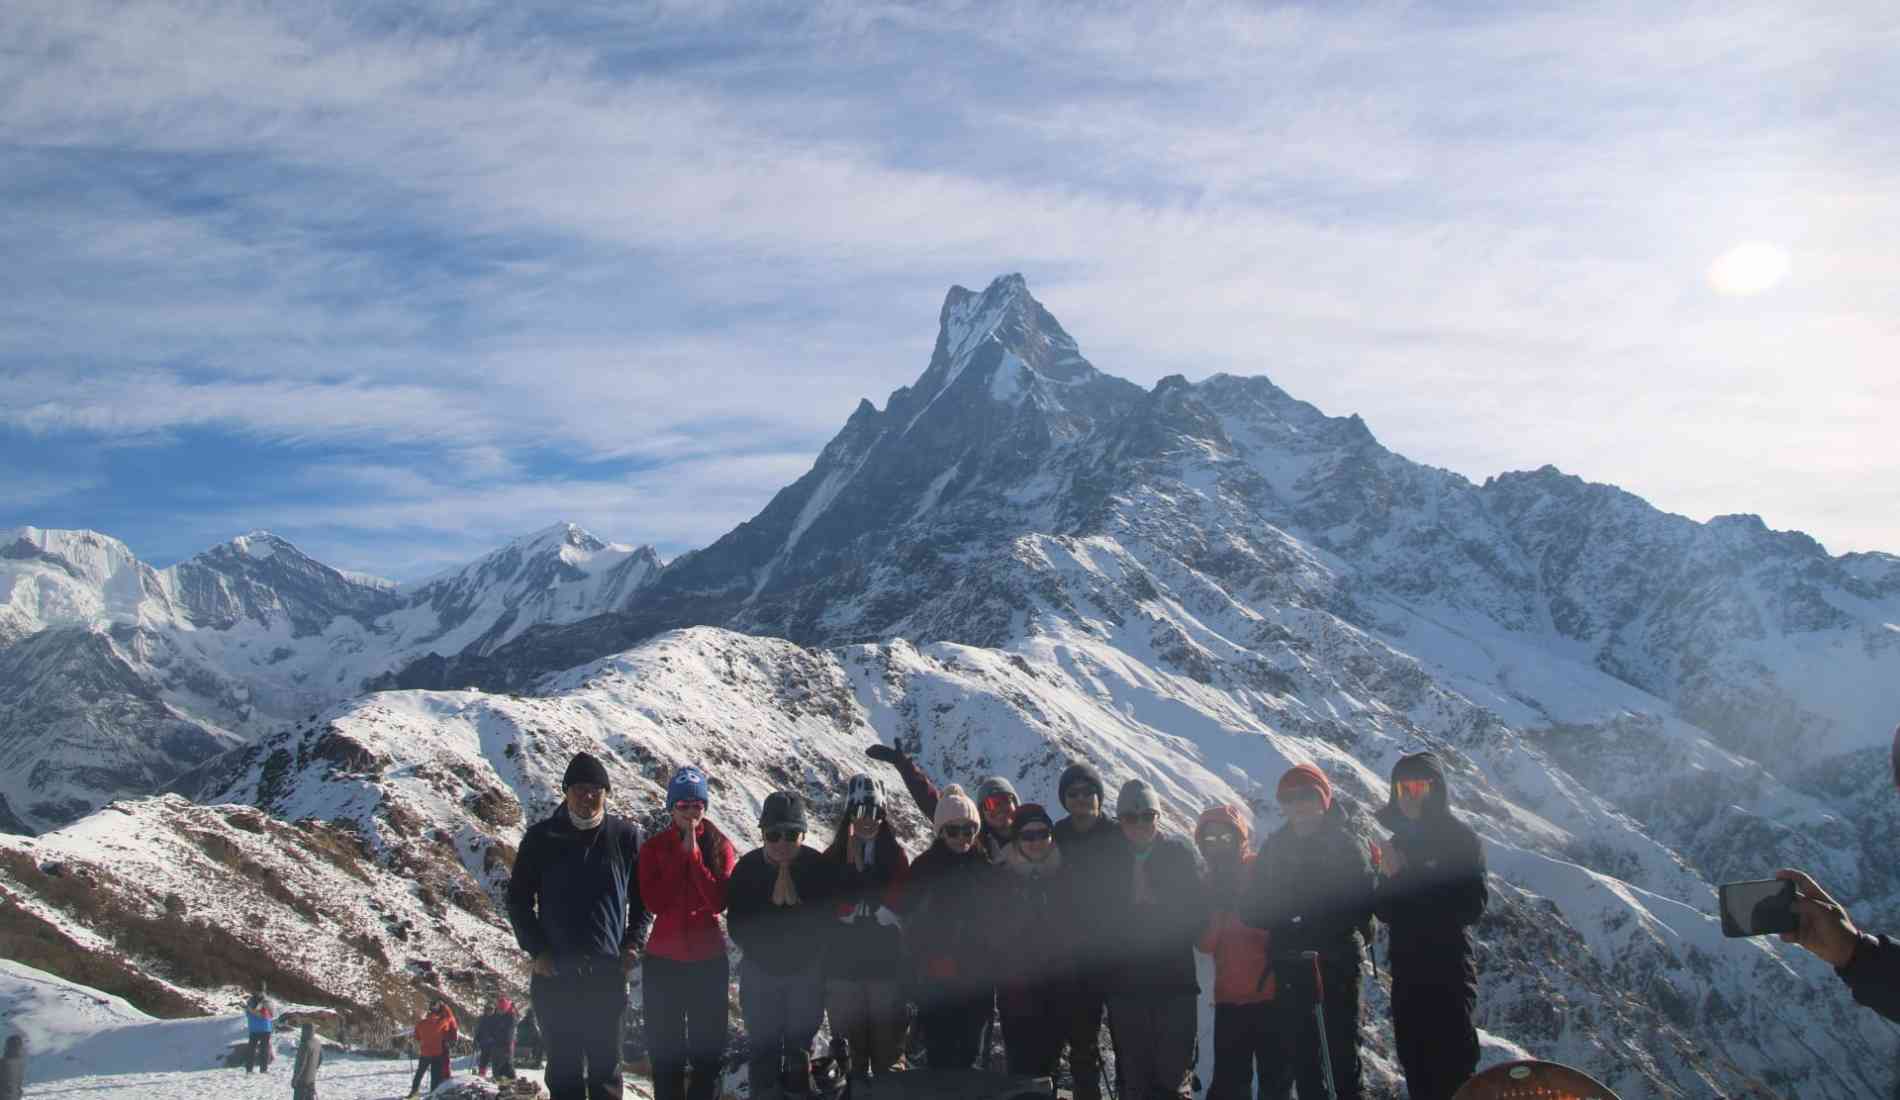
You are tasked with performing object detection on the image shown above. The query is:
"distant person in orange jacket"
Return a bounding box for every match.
[638,765,737,1100]
[407,1001,458,1097]
[1196,805,1289,1100]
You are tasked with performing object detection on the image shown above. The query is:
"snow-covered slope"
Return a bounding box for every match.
[0,522,660,832]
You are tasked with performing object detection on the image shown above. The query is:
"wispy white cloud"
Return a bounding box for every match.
[2,0,1896,569]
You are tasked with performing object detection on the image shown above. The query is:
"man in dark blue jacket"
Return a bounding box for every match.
[1374,752,1487,1100]
[507,751,648,1100]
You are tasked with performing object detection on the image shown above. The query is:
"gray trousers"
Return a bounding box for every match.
[740,958,825,1099]
[1106,993,1197,1100]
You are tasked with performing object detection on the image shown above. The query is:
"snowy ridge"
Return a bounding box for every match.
[0,522,661,832]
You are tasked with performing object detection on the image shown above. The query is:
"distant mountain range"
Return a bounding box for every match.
[2,274,1896,1096]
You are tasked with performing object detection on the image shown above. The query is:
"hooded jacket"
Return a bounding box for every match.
[508,809,648,965]
[826,821,911,980]
[414,1007,458,1058]
[900,837,995,986]
[475,1002,519,1055]
[1195,806,1273,1005]
[1373,752,1487,981]
[727,843,839,976]
[636,820,736,962]
[1248,799,1377,964]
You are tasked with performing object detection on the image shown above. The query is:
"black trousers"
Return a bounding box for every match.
[1064,987,1108,1100]
[245,1033,271,1071]
[642,954,730,1100]
[535,962,631,1100]
[410,1053,450,1093]
[1001,1004,1066,1079]
[1270,957,1362,1100]
[917,984,989,1070]
[1207,1002,1291,1100]
[1391,977,1479,1100]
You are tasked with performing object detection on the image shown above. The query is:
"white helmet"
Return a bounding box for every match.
[845,773,883,817]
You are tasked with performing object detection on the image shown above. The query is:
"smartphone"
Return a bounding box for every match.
[1718,878,1798,937]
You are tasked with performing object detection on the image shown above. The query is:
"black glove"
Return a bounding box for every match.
[866,744,904,765]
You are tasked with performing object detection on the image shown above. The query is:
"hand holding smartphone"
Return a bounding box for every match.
[1718,878,1799,937]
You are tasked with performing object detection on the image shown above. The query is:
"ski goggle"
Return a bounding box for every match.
[673,799,706,812]
[980,794,1017,814]
[762,828,803,843]
[1199,829,1240,845]
[1396,779,1434,799]
[940,823,978,839]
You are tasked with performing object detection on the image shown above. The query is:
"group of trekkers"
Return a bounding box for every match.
[401,994,525,1096]
[505,745,1489,1100]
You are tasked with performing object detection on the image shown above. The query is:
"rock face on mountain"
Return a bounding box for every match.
[0,523,661,833]
[3,275,1898,1097]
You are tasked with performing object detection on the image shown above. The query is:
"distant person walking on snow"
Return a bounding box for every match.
[245,987,276,1072]
[728,791,838,1100]
[639,765,737,1100]
[476,996,521,1079]
[1,1034,24,1100]
[507,750,649,1100]
[408,1000,458,1097]
[291,1021,322,1100]
[1374,752,1488,1100]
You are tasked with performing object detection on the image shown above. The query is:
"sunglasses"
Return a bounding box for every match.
[762,828,803,843]
[673,799,707,812]
[1395,779,1433,799]
[1063,787,1100,802]
[980,794,1017,813]
[940,824,978,839]
[1119,811,1158,825]
[1199,830,1240,845]
[1018,828,1053,843]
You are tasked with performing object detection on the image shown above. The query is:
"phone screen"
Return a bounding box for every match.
[1719,878,1796,937]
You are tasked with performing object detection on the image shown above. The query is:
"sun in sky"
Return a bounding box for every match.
[1708,242,1791,296]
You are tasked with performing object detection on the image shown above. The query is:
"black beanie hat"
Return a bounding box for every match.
[1058,761,1105,802]
[562,752,612,791]
[1010,803,1056,840]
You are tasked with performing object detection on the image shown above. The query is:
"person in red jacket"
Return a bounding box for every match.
[638,766,736,1100]
[1195,805,1289,1100]
[407,1000,458,1097]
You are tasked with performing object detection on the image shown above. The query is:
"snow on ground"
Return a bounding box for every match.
[0,958,615,1098]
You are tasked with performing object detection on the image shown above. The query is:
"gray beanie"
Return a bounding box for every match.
[1116,779,1159,817]
[975,776,1019,805]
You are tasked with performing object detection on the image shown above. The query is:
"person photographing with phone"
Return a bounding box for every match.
[1767,724,1900,1022]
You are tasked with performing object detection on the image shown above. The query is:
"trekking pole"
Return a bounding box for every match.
[1302,950,1339,1100]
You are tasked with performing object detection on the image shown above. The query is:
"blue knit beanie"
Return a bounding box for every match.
[667,766,711,807]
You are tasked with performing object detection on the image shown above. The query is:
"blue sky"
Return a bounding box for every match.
[3,1,1896,579]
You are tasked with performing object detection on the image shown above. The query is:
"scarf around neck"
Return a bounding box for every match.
[568,805,605,831]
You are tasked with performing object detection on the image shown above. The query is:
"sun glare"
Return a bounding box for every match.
[1708,242,1790,296]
